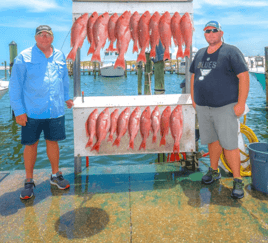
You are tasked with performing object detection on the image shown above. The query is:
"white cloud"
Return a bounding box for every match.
[0,0,61,12]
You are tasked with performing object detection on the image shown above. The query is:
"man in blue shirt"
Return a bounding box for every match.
[9,25,74,200]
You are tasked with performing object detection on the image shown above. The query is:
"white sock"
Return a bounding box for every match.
[52,173,57,178]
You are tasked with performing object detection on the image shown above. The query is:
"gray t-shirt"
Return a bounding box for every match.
[190,43,248,107]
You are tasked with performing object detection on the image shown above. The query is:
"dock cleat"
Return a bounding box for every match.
[231,178,244,199]
[50,171,70,190]
[20,178,35,200]
[202,167,221,184]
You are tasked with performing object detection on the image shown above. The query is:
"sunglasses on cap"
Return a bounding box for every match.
[205,29,219,33]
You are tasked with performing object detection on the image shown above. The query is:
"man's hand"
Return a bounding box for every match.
[233,103,245,117]
[65,99,74,109]
[16,114,27,126]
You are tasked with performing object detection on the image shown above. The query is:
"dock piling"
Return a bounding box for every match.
[265,47,268,104]
[144,53,152,95]
[137,62,143,95]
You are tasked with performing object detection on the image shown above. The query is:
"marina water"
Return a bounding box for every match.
[0,70,267,171]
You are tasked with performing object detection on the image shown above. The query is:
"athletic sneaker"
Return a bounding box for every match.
[20,178,35,200]
[202,167,221,184]
[231,178,244,199]
[50,171,70,190]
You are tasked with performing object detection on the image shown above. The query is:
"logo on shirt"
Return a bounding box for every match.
[199,69,211,80]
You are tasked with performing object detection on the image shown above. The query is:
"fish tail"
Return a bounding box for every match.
[150,48,156,58]
[184,48,190,58]
[152,134,157,143]
[66,47,77,62]
[139,140,146,151]
[87,45,95,55]
[160,136,166,146]
[175,153,181,161]
[107,133,113,142]
[91,50,101,63]
[112,137,121,147]
[163,49,170,61]
[136,51,146,63]
[133,42,139,53]
[91,142,100,152]
[106,42,114,52]
[173,143,180,154]
[114,55,125,70]
[85,137,93,148]
[129,139,134,150]
[176,48,184,59]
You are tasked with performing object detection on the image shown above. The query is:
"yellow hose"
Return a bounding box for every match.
[220,118,259,177]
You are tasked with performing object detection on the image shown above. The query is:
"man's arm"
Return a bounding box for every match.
[234,71,250,116]
[190,73,196,109]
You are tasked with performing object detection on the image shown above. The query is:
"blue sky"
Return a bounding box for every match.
[1,0,268,66]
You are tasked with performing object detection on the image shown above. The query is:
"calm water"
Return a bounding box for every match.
[0,69,267,171]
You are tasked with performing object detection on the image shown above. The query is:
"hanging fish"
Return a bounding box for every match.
[130,11,141,54]
[137,11,151,63]
[170,105,183,153]
[113,107,131,147]
[67,13,88,62]
[87,12,98,55]
[171,12,184,59]
[85,109,98,148]
[139,106,151,150]
[149,11,161,58]
[160,106,171,146]
[180,12,193,58]
[128,107,141,150]
[91,108,110,152]
[151,106,160,143]
[91,12,110,63]
[108,109,119,142]
[114,11,132,70]
[159,11,172,61]
[106,13,119,52]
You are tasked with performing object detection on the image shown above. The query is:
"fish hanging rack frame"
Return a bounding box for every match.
[71,0,194,174]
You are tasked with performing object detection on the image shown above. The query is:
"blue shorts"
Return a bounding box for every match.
[21,116,66,145]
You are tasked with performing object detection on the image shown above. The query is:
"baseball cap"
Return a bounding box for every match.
[35,25,53,36]
[203,21,222,31]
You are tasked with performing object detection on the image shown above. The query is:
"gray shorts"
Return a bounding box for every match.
[196,103,239,150]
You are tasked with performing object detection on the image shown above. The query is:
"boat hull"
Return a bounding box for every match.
[0,81,9,100]
[100,65,124,77]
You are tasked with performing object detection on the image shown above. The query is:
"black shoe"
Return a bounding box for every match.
[202,167,221,185]
[50,171,70,190]
[20,178,35,200]
[231,178,244,199]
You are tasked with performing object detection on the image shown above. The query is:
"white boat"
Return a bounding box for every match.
[0,81,9,100]
[100,51,124,77]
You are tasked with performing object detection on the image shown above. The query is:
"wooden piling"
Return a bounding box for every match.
[265,47,268,104]
[154,60,165,94]
[144,53,152,95]
[137,61,143,95]
[125,60,127,77]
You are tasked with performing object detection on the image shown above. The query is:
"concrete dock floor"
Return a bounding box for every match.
[0,162,268,243]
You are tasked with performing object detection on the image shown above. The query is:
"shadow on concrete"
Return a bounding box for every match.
[55,207,110,239]
[245,183,268,201]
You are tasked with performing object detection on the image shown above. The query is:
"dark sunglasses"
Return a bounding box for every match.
[205,29,219,33]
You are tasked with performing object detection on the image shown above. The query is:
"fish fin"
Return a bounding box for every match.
[152,134,157,143]
[107,134,113,142]
[184,48,190,58]
[91,50,101,63]
[176,48,184,59]
[129,140,134,150]
[136,52,146,63]
[160,136,166,146]
[163,49,170,61]
[132,43,139,54]
[139,140,146,150]
[87,45,95,55]
[66,47,77,62]
[91,142,100,152]
[112,137,121,147]
[114,56,125,70]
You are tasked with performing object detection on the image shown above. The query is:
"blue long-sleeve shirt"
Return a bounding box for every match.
[9,44,70,119]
